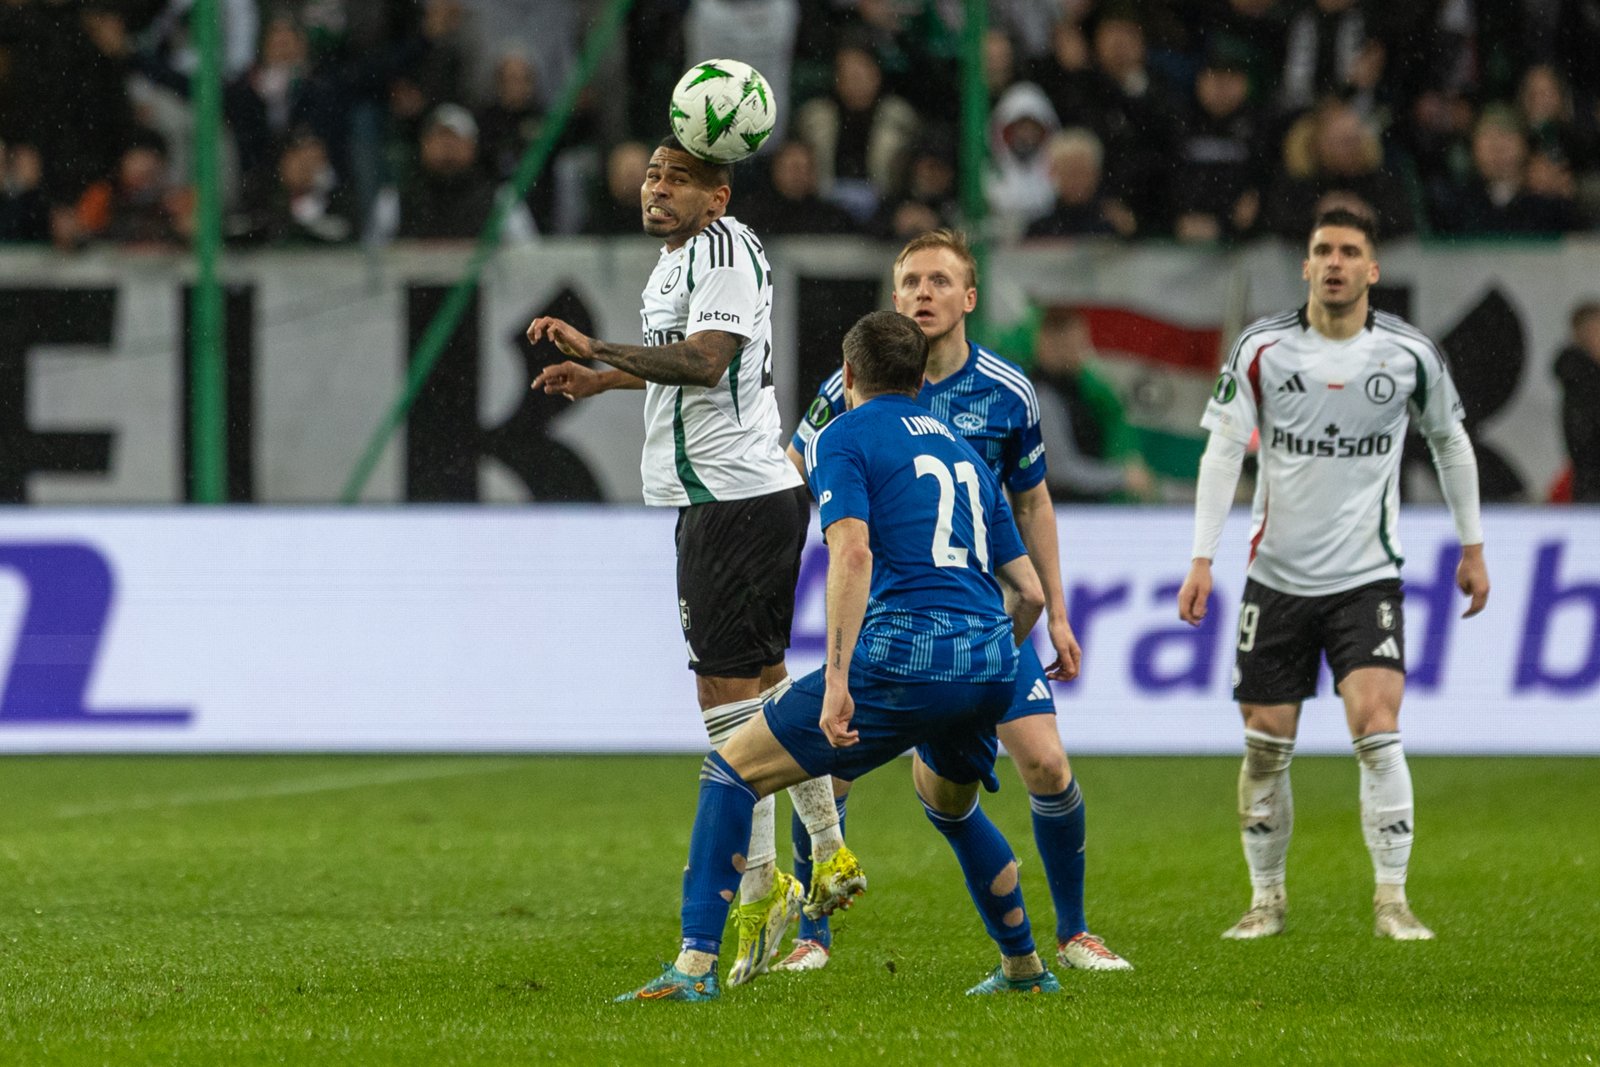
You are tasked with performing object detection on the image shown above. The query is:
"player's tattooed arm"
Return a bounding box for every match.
[820,518,871,748]
[590,330,741,388]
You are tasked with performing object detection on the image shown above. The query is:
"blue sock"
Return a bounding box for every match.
[680,752,758,956]
[923,797,1035,958]
[1030,777,1087,942]
[792,796,847,947]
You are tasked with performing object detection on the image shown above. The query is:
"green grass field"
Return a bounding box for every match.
[2,755,1597,1065]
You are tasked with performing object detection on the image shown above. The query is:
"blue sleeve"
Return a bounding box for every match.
[987,484,1028,567]
[806,425,870,529]
[1002,408,1047,493]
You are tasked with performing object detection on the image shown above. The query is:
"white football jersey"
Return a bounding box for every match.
[1201,307,1466,596]
[637,215,802,506]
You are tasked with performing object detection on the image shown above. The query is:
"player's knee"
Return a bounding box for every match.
[1243,730,1295,777]
[1349,704,1399,738]
[1015,750,1069,794]
[989,860,1019,897]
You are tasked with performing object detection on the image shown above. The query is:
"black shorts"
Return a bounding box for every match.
[1233,577,1405,704]
[674,485,809,678]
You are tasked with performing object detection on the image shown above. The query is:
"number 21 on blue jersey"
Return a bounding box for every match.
[915,454,989,571]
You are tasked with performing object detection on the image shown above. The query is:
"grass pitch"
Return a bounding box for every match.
[1,755,1596,1065]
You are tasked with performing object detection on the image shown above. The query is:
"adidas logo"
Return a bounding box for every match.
[1028,679,1052,702]
[1277,373,1307,393]
[1371,637,1401,659]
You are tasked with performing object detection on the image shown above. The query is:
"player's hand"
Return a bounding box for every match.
[531,360,605,401]
[1043,616,1082,682]
[820,686,858,748]
[526,316,595,362]
[1457,543,1490,618]
[1178,559,1213,626]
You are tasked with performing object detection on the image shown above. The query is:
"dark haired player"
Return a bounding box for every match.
[1178,209,1490,941]
[529,136,858,984]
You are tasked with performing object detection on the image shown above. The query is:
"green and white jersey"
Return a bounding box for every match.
[1201,306,1465,597]
[637,215,802,507]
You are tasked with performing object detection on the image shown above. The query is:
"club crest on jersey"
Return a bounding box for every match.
[661,266,682,293]
[1366,372,1396,404]
[1377,600,1395,631]
[954,412,984,431]
[1212,372,1237,403]
[806,396,833,429]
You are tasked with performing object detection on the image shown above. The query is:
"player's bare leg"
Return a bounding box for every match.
[998,714,1130,970]
[1224,702,1300,939]
[1342,667,1434,940]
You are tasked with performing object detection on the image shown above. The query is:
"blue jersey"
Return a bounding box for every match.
[803,393,1028,684]
[793,341,1047,494]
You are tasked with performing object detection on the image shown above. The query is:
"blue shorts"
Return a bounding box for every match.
[764,667,1013,792]
[1000,641,1057,724]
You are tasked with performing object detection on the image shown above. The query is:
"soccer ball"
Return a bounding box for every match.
[669,59,777,164]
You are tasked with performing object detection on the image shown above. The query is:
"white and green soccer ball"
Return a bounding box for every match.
[669,59,777,164]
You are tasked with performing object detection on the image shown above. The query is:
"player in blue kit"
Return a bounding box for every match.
[779,230,1130,973]
[617,310,1061,1001]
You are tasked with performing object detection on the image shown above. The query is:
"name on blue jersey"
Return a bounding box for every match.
[901,414,955,441]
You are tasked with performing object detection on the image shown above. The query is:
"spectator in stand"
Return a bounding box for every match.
[475,50,583,233]
[792,40,920,224]
[1024,128,1136,240]
[742,140,856,236]
[583,140,651,236]
[1172,45,1268,241]
[1264,100,1416,238]
[1432,106,1582,235]
[255,131,354,245]
[0,141,50,244]
[1555,300,1600,503]
[1026,11,1095,125]
[1516,63,1600,221]
[1078,9,1179,236]
[66,130,193,248]
[385,104,533,241]
[1029,305,1155,503]
[871,125,962,239]
[1276,0,1386,118]
[1200,0,1291,106]
[0,0,137,207]
[228,13,352,194]
[984,26,1020,102]
[462,0,578,111]
[985,81,1061,238]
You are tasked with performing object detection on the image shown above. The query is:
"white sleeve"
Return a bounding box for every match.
[686,237,760,341]
[1425,421,1484,545]
[1191,433,1246,560]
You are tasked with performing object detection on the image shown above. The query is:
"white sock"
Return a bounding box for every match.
[674,948,716,976]
[701,695,764,749]
[1354,731,1414,894]
[787,776,843,860]
[1239,728,1295,903]
[739,794,777,904]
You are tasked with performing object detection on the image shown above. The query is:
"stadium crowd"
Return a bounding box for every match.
[0,0,1597,248]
